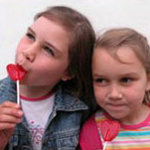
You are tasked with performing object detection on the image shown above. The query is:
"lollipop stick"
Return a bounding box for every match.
[16,80,20,105]
[103,141,107,150]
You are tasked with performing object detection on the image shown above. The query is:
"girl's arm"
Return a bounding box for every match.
[79,115,103,150]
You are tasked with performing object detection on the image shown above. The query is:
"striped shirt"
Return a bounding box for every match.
[95,110,150,150]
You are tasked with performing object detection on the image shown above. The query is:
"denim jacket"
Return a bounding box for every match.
[0,77,88,150]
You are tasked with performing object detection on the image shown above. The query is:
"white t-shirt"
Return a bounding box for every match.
[21,92,55,150]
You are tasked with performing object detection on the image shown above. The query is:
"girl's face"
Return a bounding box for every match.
[92,46,150,125]
[15,17,70,90]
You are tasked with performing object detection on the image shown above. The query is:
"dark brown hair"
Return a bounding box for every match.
[35,6,96,110]
[95,28,150,104]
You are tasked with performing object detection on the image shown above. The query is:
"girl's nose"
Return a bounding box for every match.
[108,84,123,100]
[22,43,38,62]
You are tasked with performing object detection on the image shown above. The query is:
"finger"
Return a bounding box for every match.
[0,114,22,124]
[0,123,15,130]
[0,101,21,109]
[0,107,23,118]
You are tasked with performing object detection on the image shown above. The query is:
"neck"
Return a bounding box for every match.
[19,85,53,98]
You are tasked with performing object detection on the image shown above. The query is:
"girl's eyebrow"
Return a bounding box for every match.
[92,73,105,78]
[45,41,61,54]
[27,27,61,54]
[28,27,35,35]
[92,72,139,77]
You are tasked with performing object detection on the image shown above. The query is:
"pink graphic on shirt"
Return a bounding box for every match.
[29,120,44,144]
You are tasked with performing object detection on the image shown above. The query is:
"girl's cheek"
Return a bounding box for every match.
[95,92,105,103]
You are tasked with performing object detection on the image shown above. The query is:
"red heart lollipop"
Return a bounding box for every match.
[7,64,26,81]
[100,120,120,141]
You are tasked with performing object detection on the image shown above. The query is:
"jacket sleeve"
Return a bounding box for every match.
[0,77,17,104]
[79,115,103,150]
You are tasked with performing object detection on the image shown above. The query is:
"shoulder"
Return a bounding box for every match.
[0,77,16,89]
[55,86,88,111]
[82,114,97,129]
[80,114,102,150]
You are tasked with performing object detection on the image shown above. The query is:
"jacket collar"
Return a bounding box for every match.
[53,86,88,111]
[0,77,88,111]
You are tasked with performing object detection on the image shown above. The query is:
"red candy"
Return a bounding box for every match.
[7,64,26,81]
[100,120,120,141]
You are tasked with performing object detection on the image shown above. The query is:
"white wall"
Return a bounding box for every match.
[0,0,150,79]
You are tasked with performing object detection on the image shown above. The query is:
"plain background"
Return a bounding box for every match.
[0,0,150,79]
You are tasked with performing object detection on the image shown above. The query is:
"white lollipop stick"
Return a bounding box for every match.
[103,141,107,150]
[16,80,20,105]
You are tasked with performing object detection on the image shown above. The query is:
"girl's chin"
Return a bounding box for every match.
[106,110,127,120]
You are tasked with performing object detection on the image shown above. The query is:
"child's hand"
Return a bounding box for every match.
[0,101,23,149]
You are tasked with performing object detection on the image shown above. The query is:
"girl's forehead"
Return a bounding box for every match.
[32,17,62,31]
[116,47,137,63]
[93,47,147,78]
[93,47,145,72]
[30,17,70,56]
[95,46,139,64]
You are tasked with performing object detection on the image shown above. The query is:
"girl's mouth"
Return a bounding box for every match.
[17,64,27,72]
[106,103,126,111]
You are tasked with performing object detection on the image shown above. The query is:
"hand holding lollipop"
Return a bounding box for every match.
[7,64,26,104]
[100,120,120,150]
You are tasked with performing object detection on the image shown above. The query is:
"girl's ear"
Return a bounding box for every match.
[61,72,73,81]
[61,75,72,81]
[146,74,150,91]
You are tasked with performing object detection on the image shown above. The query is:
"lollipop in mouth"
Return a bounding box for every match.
[7,64,26,81]
[7,64,27,104]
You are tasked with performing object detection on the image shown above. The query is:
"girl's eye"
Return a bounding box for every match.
[94,78,108,86]
[120,77,132,83]
[44,46,54,56]
[96,78,105,83]
[26,33,35,40]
